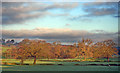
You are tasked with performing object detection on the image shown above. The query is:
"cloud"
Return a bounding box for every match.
[2,28,89,39]
[2,28,118,43]
[65,24,70,26]
[51,13,69,17]
[69,2,118,20]
[69,16,92,22]
[94,0,120,2]
[2,2,79,25]
[91,30,109,33]
[2,0,120,2]
[82,2,118,17]
[114,15,120,18]
[2,0,33,2]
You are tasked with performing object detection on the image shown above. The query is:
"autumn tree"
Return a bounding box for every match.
[52,41,62,59]
[39,42,54,60]
[94,40,118,62]
[6,45,29,64]
[77,38,93,59]
[60,46,72,58]
[5,38,119,63]
[66,45,76,58]
[27,40,43,64]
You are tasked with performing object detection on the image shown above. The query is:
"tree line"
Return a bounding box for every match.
[3,38,118,64]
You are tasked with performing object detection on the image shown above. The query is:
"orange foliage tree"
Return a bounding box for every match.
[5,38,118,64]
[94,40,118,62]
[77,38,93,59]
[6,45,29,64]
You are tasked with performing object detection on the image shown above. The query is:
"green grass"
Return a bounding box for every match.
[1,58,119,71]
[2,65,119,71]
[2,58,120,65]
[2,59,55,64]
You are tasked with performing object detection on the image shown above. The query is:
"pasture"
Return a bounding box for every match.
[1,58,119,71]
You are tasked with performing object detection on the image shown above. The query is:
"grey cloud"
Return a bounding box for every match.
[91,30,109,33]
[114,15,120,18]
[83,8,117,17]
[65,24,70,26]
[46,3,79,10]
[70,2,118,20]
[83,2,118,17]
[87,33,118,42]
[69,16,92,22]
[2,28,118,43]
[3,11,51,24]
[2,0,33,2]
[2,28,89,39]
[2,0,120,2]
[2,2,79,25]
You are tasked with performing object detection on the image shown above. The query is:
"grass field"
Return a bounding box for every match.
[2,65,119,71]
[1,58,120,71]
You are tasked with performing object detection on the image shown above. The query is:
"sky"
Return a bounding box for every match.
[1,1,120,44]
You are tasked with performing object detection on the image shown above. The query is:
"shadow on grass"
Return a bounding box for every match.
[2,62,120,66]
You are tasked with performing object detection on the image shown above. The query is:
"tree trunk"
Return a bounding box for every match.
[33,56,36,65]
[48,57,50,61]
[84,55,86,60]
[84,57,86,60]
[20,59,24,65]
[107,57,109,62]
[5,53,7,59]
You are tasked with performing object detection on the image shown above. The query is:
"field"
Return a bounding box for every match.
[1,58,120,71]
[2,65,119,71]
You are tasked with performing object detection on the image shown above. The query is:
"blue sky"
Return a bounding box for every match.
[2,2,119,43]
